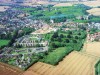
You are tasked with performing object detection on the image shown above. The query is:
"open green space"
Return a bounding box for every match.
[15,4,92,23]
[39,29,86,65]
[0,39,10,47]
[49,30,86,51]
[95,61,100,75]
[42,47,73,65]
[14,4,100,23]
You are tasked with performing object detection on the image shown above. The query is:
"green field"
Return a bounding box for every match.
[16,4,90,20]
[95,62,100,75]
[0,40,10,47]
[42,47,73,65]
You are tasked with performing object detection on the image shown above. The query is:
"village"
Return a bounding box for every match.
[0,0,100,75]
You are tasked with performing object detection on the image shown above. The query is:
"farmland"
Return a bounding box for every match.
[87,8,100,16]
[53,1,100,7]
[0,62,23,75]
[16,4,90,20]
[54,3,73,7]
[13,3,100,23]
[41,47,72,65]
[83,42,100,75]
[0,1,100,75]
[28,51,99,75]
[82,1,100,7]
[21,35,100,75]
[85,42,100,56]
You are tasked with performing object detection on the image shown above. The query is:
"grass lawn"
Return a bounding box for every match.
[0,39,10,47]
[73,19,89,23]
[43,33,54,40]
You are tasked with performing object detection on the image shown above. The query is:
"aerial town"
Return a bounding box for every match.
[0,0,100,75]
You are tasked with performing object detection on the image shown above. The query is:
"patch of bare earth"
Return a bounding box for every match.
[31,26,55,34]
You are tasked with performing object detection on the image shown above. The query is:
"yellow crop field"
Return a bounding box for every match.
[85,42,100,56]
[27,51,99,75]
[87,8,100,16]
[54,3,73,7]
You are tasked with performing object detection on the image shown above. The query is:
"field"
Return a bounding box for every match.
[87,8,100,16]
[0,62,23,75]
[54,3,73,7]
[53,1,100,7]
[84,42,100,75]
[82,1,100,7]
[85,42,100,56]
[42,47,72,65]
[27,51,99,75]
[0,6,10,12]
[0,40,10,47]
[16,4,89,19]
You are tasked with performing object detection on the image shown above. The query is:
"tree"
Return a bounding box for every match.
[58,37,62,42]
[52,32,58,38]
[78,32,81,35]
[67,31,72,34]
[73,40,77,43]
[67,35,72,38]
[50,42,58,48]
[66,39,70,43]
[75,36,79,39]
[59,34,64,38]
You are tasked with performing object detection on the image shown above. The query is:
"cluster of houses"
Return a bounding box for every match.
[0,5,30,36]
[14,34,48,47]
[76,15,91,20]
[88,22,100,30]
[87,22,100,42]
[87,32,100,42]
[0,3,49,39]
[0,45,48,69]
